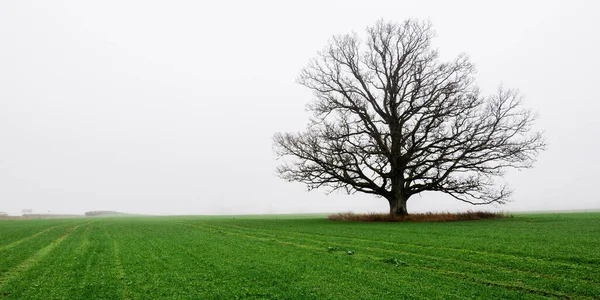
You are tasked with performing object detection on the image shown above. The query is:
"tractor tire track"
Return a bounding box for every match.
[168,221,463,300]
[204,222,598,298]
[0,222,89,292]
[0,223,73,253]
[105,226,130,300]
[211,221,600,283]
[175,221,578,300]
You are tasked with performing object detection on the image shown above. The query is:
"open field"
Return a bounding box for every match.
[0,213,599,299]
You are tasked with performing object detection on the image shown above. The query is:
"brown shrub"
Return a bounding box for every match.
[328,211,509,222]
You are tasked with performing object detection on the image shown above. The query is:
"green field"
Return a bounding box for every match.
[0,213,599,299]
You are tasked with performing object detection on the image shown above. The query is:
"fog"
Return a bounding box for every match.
[1,0,598,216]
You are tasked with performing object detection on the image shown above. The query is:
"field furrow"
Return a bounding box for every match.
[175,220,587,299]
[0,223,87,293]
[213,220,599,277]
[0,213,598,299]
[205,219,600,283]
[122,220,537,299]
[0,220,77,247]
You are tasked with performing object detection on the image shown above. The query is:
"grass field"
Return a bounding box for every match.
[0,213,599,299]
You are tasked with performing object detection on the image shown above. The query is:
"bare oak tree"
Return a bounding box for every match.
[273,19,545,216]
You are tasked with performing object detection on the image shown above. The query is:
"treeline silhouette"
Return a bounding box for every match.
[84,211,127,217]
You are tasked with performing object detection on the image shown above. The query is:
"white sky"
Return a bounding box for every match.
[1,0,598,216]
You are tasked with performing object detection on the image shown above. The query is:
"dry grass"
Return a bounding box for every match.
[328,211,510,222]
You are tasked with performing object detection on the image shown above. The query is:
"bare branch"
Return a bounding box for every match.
[274,19,546,215]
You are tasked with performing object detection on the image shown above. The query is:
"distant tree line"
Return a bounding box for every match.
[21,214,81,218]
[84,211,126,217]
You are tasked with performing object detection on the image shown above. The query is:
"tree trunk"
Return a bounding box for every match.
[389,195,409,216]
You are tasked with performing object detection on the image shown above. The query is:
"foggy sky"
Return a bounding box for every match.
[1,0,598,216]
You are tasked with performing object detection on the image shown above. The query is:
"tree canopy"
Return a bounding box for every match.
[274,19,545,215]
